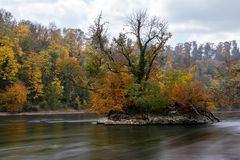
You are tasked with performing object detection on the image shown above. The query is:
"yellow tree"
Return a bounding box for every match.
[0,82,28,113]
[21,53,50,101]
[0,44,19,89]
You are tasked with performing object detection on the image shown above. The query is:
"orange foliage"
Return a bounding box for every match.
[170,81,216,112]
[0,82,28,113]
[89,72,132,114]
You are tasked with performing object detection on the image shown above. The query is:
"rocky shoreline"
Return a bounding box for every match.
[97,112,219,125]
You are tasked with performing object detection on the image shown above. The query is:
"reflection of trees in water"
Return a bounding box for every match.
[86,125,210,160]
[0,121,27,146]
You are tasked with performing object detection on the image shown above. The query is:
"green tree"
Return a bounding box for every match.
[56,57,88,108]
[45,77,64,110]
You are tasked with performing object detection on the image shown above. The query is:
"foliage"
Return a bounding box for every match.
[20,53,47,101]
[160,70,193,89]
[0,45,19,87]
[81,45,104,79]
[90,11,171,84]
[210,63,240,108]
[89,72,132,114]
[125,81,170,114]
[0,8,239,113]
[56,57,89,108]
[47,42,69,63]
[0,82,28,113]
[45,77,64,110]
[170,81,216,112]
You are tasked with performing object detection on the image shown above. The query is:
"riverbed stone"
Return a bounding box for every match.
[97,114,215,125]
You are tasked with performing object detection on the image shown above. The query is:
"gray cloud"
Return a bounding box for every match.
[165,0,240,32]
[0,0,240,45]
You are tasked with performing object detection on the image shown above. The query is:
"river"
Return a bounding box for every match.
[0,113,240,160]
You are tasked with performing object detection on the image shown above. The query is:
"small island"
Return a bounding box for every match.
[88,11,220,125]
[98,112,219,125]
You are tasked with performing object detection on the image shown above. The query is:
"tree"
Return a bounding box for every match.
[170,81,216,113]
[0,82,28,113]
[212,63,240,109]
[45,77,64,110]
[56,57,88,108]
[63,28,84,58]
[20,53,50,101]
[18,20,48,54]
[89,72,131,114]
[89,10,171,83]
[0,44,19,89]
[0,9,16,38]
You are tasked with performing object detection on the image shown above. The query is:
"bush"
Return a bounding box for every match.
[125,81,171,114]
[22,102,39,112]
[170,81,216,113]
[89,72,131,114]
[0,82,28,113]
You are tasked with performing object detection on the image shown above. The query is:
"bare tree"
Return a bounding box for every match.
[89,13,114,62]
[89,10,171,83]
[127,10,171,82]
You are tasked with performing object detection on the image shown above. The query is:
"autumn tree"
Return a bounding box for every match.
[63,28,84,58]
[0,9,16,38]
[89,72,132,114]
[18,20,48,54]
[211,62,240,109]
[56,57,88,109]
[45,77,64,110]
[0,41,19,89]
[20,53,51,101]
[0,82,28,113]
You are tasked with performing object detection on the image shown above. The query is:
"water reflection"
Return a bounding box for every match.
[0,114,240,160]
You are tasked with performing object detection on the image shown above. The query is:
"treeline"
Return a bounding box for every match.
[162,41,240,109]
[0,9,87,112]
[0,9,239,113]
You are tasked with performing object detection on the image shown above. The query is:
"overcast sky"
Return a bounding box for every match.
[1,0,240,45]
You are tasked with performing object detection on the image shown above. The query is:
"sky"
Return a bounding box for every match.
[1,0,240,45]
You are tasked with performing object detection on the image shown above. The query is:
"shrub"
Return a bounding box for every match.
[125,81,171,114]
[89,72,132,114]
[170,81,216,113]
[0,82,28,113]
[22,102,39,112]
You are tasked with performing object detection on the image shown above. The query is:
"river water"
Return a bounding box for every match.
[0,113,240,160]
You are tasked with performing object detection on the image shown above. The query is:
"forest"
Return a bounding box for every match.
[0,8,239,114]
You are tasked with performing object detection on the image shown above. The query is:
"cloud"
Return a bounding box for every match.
[187,31,240,44]
[0,0,240,45]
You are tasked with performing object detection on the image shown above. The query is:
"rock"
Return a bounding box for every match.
[97,113,218,125]
[108,113,129,121]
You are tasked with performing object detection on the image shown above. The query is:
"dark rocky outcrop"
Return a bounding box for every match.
[98,110,219,125]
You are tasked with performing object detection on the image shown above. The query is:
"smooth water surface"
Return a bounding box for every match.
[0,113,240,160]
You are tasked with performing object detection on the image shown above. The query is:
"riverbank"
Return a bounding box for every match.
[0,110,89,116]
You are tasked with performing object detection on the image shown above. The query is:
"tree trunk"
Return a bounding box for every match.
[136,51,145,84]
